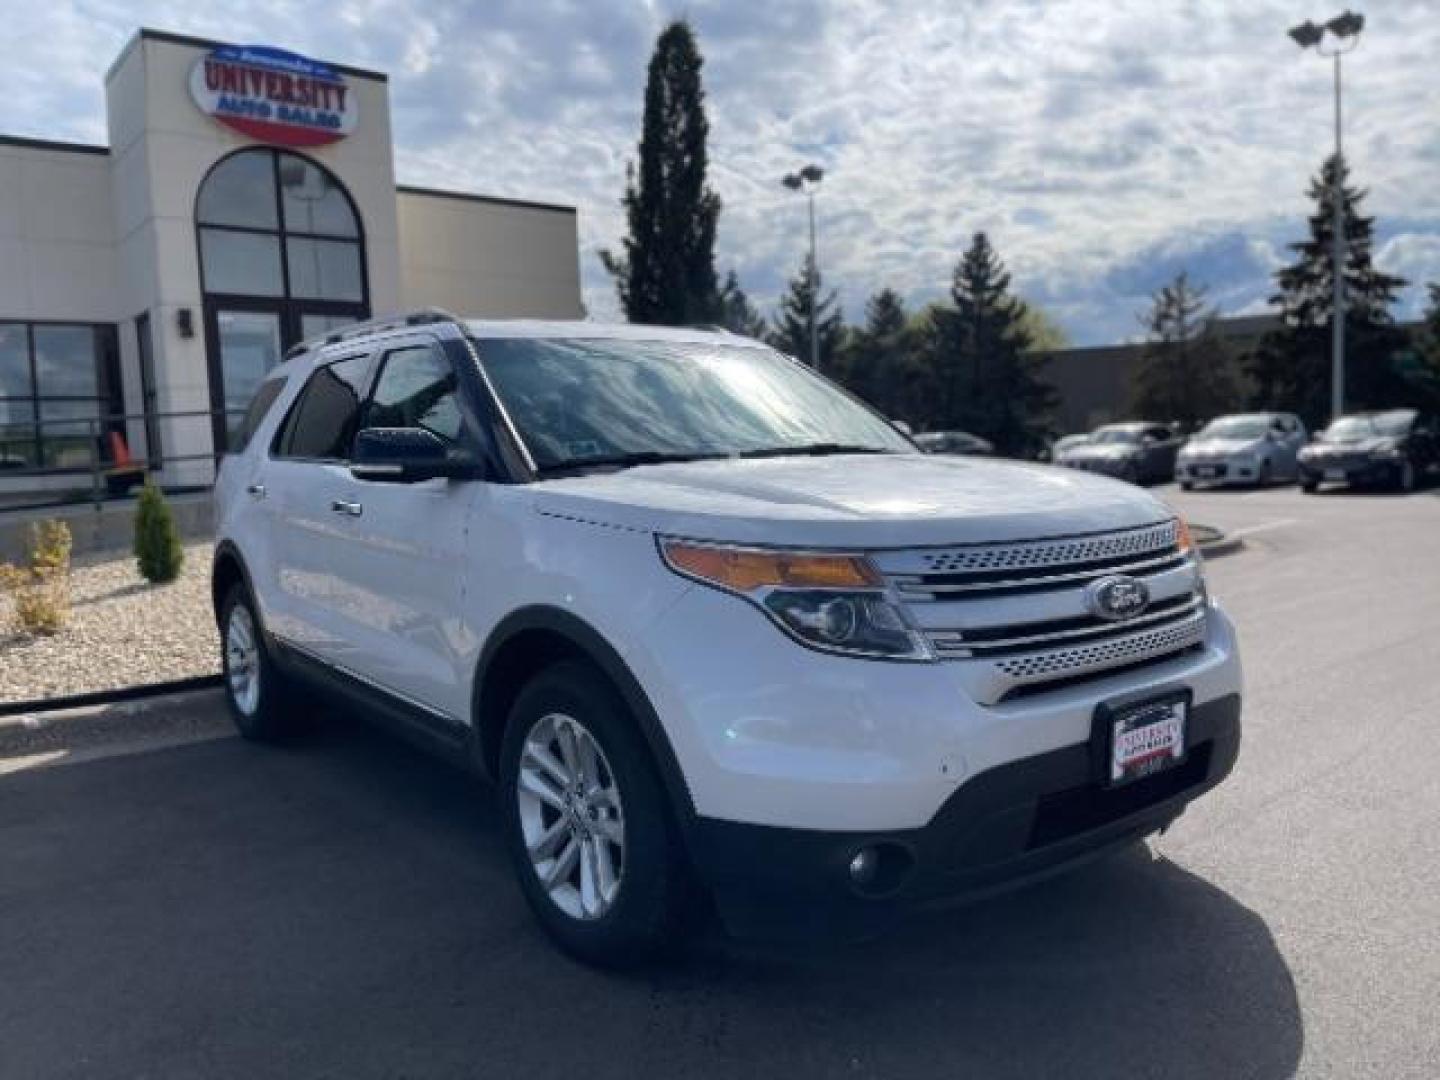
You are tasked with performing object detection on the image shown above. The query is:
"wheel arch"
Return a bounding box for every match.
[472,606,696,824]
[211,539,255,629]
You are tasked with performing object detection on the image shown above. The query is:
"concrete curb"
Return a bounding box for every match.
[0,686,231,768]
[1192,525,1243,560]
[0,674,223,719]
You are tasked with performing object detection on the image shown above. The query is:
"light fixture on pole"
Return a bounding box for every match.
[1289,10,1364,421]
[781,164,825,370]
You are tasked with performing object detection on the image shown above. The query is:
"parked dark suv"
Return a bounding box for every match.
[1298,409,1439,492]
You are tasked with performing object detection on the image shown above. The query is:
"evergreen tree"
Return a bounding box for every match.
[928,233,1056,455]
[716,270,768,339]
[769,254,845,371]
[599,21,722,325]
[1247,154,1408,427]
[832,288,915,416]
[1131,272,1238,429]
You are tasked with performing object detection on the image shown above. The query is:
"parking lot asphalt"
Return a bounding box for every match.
[2,481,1438,1079]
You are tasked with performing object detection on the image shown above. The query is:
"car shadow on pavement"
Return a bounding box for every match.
[0,710,1303,1080]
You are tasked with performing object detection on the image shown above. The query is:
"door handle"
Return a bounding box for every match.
[246,483,266,499]
[330,499,363,517]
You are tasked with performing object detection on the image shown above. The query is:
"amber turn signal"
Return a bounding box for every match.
[660,541,881,592]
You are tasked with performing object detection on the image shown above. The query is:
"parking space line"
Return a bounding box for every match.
[1225,518,1297,540]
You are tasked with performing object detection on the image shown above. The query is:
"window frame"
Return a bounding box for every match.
[0,320,122,472]
[196,149,367,308]
[271,352,375,464]
[360,342,469,446]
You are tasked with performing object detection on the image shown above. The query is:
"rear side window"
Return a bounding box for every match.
[274,356,369,460]
[233,375,286,453]
[362,345,463,443]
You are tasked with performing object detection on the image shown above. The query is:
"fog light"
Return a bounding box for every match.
[848,847,879,885]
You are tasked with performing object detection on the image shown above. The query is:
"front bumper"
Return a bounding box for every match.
[1299,456,1395,486]
[689,693,1241,940]
[1061,456,1135,478]
[1177,459,1262,485]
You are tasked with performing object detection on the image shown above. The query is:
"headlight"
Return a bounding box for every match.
[659,540,935,661]
[1370,441,1403,459]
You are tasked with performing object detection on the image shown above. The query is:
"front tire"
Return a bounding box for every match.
[1396,459,1416,492]
[499,660,694,967]
[219,586,301,741]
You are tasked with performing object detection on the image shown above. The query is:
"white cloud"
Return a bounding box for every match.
[4,0,1439,341]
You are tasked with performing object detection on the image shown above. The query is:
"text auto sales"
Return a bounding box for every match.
[203,59,348,130]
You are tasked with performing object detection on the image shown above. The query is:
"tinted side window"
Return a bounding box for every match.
[275,356,369,460]
[363,345,463,442]
[233,375,286,453]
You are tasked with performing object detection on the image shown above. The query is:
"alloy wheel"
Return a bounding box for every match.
[516,712,626,920]
[225,604,260,716]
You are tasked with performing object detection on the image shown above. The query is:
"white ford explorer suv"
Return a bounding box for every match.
[213,311,1242,966]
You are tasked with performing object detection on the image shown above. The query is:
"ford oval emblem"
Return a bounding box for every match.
[1085,575,1151,621]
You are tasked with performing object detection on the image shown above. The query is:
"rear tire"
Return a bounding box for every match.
[219,585,301,741]
[499,660,695,968]
[1301,479,1319,493]
[1179,480,1194,491]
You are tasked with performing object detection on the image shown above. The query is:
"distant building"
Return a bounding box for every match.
[1042,315,1279,433]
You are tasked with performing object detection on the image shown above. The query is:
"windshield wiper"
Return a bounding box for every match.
[535,450,729,476]
[738,443,890,460]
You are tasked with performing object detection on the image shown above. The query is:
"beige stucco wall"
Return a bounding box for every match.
[0,145,120,322]
[397,191,583,319]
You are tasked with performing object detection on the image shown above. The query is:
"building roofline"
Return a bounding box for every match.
[107,28,389,84]
[396,184,576,216]
[0,134,109,156]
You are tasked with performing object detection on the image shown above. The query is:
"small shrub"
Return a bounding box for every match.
[0,519,73,636]
[134,482,184,584]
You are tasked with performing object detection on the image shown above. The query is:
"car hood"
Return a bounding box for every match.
[527,453,1173,548]
[1182,438,1264,458]
[1304,435,1394,454]
[1061,443,1139,461]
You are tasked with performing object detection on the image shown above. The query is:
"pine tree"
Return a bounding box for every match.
[928,233,1056,455]
[599,21,722,325]
[716,270,768,339]
[1247,154,1408,427]
[134,482,183,584]
[831,288,915,417]
[769,254,845,371]
[1131,272,1238,429]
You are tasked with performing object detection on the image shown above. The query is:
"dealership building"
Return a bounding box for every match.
[0,29,582,495]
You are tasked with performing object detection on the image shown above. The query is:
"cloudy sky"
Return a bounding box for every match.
[6,0,1440,344]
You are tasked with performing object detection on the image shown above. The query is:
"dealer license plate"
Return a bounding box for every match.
[1110,699,1187,785]
[1325,468,1346,481]
[1195,466,1218,478]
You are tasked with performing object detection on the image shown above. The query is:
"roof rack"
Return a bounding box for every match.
[282,308,462,360]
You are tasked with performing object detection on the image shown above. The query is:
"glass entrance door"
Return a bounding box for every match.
[210,307,283,450]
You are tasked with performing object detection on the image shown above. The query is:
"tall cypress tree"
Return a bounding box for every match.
[769,254,845,371]
[1247,154,1408,426]
[1131,272,1238,428]
[600,21,722,325]
[929,233,1055,455]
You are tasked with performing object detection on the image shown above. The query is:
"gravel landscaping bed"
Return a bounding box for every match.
[1,542,217,703]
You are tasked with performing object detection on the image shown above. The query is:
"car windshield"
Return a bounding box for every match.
[476,337,913,473]
[1091,427,1141,445]
[1200,417,1268,439]
[1322,413,1413,440]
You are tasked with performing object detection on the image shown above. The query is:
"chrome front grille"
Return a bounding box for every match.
[874,520,1207,703]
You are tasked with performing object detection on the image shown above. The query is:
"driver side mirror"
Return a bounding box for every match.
[351,427,484,483]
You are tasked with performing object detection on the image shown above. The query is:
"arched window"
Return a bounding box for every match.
[195,149,368,450]
[197,149,364,303]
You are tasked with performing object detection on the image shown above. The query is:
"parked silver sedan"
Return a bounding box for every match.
[1176,412,1307,489]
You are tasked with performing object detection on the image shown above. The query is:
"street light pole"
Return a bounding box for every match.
[1289,11,1364,421]
[782,164,825,371]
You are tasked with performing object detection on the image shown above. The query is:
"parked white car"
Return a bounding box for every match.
[213,312,1243,966]
[1176,412,1307,489]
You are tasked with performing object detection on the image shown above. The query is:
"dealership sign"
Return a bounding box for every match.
[190,45,358,148]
